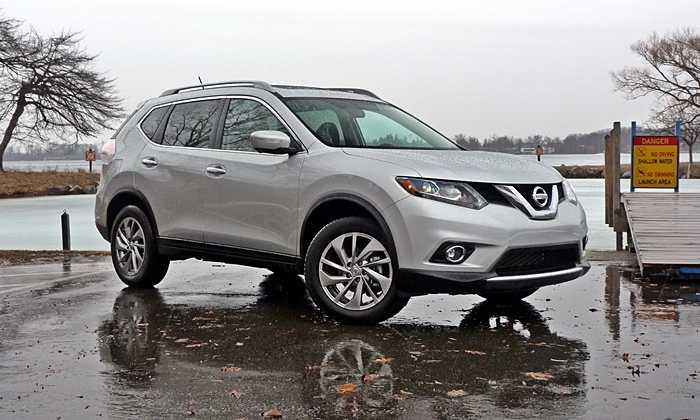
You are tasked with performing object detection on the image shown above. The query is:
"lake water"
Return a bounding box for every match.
[6,152,695,172]
[2,157,698,251]
[3,178,700,252]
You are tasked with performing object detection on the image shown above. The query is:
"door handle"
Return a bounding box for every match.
[206,165,227,176]
[141,157,158,168]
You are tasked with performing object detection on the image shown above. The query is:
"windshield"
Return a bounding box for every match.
[284,98,459,149]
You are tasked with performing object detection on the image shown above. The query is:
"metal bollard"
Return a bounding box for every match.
[61,210,71,251]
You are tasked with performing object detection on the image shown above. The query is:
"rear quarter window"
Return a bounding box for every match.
[139,107,168,140]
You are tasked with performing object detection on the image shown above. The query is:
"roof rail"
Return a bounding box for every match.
[326,88,381,100]
[160,80,274,97]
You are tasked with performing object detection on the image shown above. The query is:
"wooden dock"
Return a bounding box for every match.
[622,192,700,273]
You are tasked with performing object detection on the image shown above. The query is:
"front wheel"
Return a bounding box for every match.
[305,217,409,324]
[110,205,169,288]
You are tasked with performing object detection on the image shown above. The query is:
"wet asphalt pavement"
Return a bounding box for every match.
[1,257,699,419]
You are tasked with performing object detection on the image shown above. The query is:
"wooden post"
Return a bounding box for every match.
[604,122,627,251]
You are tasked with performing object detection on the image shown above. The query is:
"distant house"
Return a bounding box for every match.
[520,147,536,154]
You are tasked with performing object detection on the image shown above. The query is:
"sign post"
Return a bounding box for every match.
[85,148,97,173]
[630,121,680,192]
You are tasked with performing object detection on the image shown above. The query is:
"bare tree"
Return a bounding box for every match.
[647,99,700,175]
[611,28,700,122]
[0,14,123,171]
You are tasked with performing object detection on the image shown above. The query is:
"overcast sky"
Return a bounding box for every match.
[3,0,700,140]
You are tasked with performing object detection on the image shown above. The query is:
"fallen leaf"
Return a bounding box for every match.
[464,350,486,355]
[409,351,423,356]
[424,359,441,363]
[447,389,469,397]
[372,358,395,364]
[230,390,243,398]
[525,372,554,381]
[185,343,205,348]
[622,352,629,363]
[220,366,242,372]
[235,342,244,346]
[262,408,283,418]
[399,390,414,395]
[361,374,380,381]
[305,365,320,370]
[187,407,196,415]
[175,338,189,343]
[337,383,356,393]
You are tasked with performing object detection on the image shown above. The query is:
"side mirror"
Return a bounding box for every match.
[250,131,297,155]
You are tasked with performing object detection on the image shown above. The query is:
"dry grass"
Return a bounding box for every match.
[0,169,100,198]
[0,250,109,266]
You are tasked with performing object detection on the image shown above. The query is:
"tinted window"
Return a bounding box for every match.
[222,99,289,152]
[140,107,167,140]
[162,100,220,148]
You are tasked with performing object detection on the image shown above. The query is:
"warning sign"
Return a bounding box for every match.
[631,136,678,189]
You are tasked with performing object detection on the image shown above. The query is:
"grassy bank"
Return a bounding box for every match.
[0,169,100,198]
[0,250,110,265]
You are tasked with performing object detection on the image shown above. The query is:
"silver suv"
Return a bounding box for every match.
[95,81,589,324]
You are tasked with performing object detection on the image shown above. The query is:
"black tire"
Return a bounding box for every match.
[478,288,538,303]
[304,217,409,324]
[110,205,169,288]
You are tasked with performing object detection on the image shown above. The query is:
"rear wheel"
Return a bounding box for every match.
[110,205,169,288]
[305,217,409,324]
[478,288,538,303]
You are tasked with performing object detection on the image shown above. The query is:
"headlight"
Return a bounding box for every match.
[396,177,488,210]
[562,179,578,205]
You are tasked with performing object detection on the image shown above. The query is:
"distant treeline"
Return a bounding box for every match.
[4,142,100,161]
[454,127,635,154]
[5,126,674,160]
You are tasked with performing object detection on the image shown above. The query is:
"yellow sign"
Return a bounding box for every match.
[632,136,678,189]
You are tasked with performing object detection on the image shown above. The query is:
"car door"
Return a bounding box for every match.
[202,97,304,256]
[134,99,222,246]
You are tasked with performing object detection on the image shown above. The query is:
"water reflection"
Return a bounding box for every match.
[604,264,700,335]
[98,273,588,419]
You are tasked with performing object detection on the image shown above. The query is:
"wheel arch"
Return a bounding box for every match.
[300,194,396,270]
[107,188,159,239]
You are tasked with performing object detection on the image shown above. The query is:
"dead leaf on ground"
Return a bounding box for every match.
[220,366,242,372]
[262,408,283,418]
[409,351,423,356]
[622,352,629,363]
[424,359,441,364]
[185,343,205,348]
[305,365,320,370]
[465,350,486,355]
[175,338,189,343]
[362,374,380,381]
[372,358,395,364]
[447,389,469,397]
[230,390,243,398]
[337,383,356,393]
[525,372,554,381]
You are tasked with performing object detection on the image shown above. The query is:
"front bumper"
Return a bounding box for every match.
[396,260,590,297]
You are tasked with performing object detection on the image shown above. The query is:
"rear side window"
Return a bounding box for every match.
[140,107,168,139]
[162,100,220,148]
[221,99,289,152]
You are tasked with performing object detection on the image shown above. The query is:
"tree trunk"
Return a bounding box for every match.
[688,145,694,179]
[0,90,26,172]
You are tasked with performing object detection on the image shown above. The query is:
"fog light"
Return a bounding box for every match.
[445,245,467,263]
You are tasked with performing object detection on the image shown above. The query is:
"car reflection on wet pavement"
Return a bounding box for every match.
[1,259,700,419]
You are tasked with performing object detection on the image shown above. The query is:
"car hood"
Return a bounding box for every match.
[342,149,563,184]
